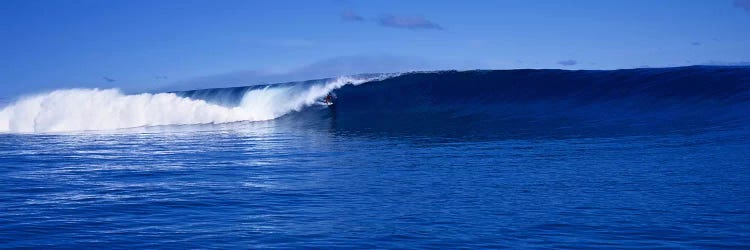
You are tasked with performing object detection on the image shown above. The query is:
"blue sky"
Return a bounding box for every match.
[1,0,750,97]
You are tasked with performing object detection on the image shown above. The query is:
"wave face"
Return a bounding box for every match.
[1,66,749,135]
[326,66,750,137]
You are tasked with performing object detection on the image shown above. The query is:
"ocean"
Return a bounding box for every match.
[1,66,749,248]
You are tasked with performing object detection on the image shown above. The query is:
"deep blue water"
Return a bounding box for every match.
[1,66,750,248]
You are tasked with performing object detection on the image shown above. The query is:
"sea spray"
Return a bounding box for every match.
[0,76,379,133]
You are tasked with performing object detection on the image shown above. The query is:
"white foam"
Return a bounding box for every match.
[0,76,379,133]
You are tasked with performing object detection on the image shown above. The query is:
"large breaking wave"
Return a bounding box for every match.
[1,66,749,135]
[0,76,375,133]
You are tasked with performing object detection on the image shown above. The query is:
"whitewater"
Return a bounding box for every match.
[0,76,374,133]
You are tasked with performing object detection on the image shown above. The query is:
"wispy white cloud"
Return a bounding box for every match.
[734,0,750,12]
[165,55,443,91]
[377,14,443,30]
[341,10,364,21]
[261,39,315,48]
[558,60,577,66]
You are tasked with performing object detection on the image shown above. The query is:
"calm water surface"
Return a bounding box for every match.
[1,121,749,248]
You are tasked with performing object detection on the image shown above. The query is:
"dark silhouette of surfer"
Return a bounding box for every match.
[324,93,334,105]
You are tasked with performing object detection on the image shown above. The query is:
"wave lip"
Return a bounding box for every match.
[0,76,379,133]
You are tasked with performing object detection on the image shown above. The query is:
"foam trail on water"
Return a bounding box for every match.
[0,76,378,133]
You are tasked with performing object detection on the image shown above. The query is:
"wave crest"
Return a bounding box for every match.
[0,76,374,133]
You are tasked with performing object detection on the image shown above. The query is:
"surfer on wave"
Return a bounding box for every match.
[324,93,334,105]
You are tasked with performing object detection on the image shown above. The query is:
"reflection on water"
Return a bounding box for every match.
[1,121,749,248]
